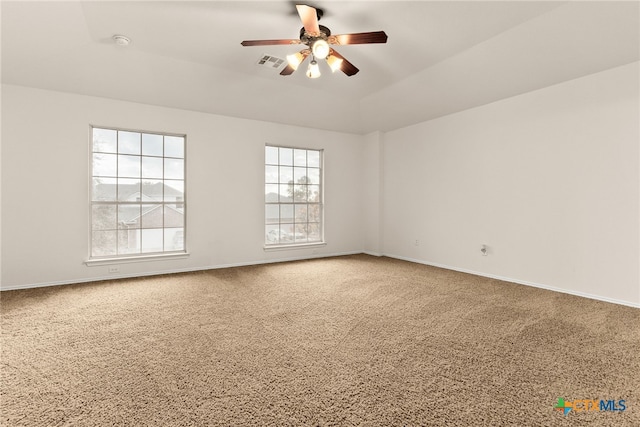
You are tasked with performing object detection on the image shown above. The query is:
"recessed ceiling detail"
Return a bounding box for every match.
[1,1,637,134]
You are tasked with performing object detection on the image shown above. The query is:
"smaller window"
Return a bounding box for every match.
[265,145,323,246]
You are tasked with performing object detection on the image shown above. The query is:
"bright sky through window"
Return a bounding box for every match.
[265,145,323,246]
[90,127,186,258]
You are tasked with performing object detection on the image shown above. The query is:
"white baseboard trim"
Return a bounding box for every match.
[4,252,639,309]
[0,251,363,292]
[363,251,383,257]
[385,254,640,309]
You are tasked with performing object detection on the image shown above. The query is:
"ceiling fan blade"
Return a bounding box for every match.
[280,65,296,76]
[280,50,310,75]
[296,4,320,34]
[329,31,388,45]
[329,49,359,76]
[241,39,301,46]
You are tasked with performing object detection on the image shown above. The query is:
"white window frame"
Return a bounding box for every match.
[86,126,188,265]
[264,145,325,250]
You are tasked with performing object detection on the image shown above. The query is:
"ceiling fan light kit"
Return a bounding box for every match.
[311,39,330,59]
[326,54,343,73]
[286,51,307,70]
[241,4,387,79]
[306,59,321,79]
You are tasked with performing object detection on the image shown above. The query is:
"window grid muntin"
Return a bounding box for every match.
[265,145,323,246]
[90,126,186,259]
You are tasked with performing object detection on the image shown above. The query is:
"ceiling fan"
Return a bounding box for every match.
[241,4,388,78]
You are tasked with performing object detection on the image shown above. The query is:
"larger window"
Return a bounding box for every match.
[265,145,323,246]
[90,126,186,259]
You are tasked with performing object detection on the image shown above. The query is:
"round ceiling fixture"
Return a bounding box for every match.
[112,35,131,46]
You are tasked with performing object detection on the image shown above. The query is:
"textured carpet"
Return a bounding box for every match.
[1,254,638,426]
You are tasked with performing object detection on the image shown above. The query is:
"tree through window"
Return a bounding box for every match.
[265,145,323,246]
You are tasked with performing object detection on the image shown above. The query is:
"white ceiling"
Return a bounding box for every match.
[2,1,638,134]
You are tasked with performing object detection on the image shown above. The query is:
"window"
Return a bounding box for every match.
[265,145,323,246]
[90,126,186,259]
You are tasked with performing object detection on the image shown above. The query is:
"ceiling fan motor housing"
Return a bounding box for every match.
[299,25,331,46]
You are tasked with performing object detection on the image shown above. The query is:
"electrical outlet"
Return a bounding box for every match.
[108,266,120,274]
[415,239,420,246]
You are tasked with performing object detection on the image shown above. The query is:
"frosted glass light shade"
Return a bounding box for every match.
[326,55,343,73]
[306,60,321,78]
[311,39,329,59]
[286,52,305,70]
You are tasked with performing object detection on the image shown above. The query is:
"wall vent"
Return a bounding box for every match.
[257,54,285,70]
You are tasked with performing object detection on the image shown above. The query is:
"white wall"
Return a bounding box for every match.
[3,63,639,308]
[381,62,639,307]
[361,131,383,256]
[0,85,364,289]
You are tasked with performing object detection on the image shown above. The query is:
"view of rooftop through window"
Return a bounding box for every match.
[90,127,186,258]
[265,145,323,246]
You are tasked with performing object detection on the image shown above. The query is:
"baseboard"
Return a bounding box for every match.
[363,251,383,257]
[385,254,640,309]
[4,252,639,309]
[0,251,364,292]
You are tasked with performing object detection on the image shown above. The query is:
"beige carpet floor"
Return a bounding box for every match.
[1,254,639,426]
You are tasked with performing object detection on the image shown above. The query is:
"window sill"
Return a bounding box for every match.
[85,252,190,266]
[263,242,326,252]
